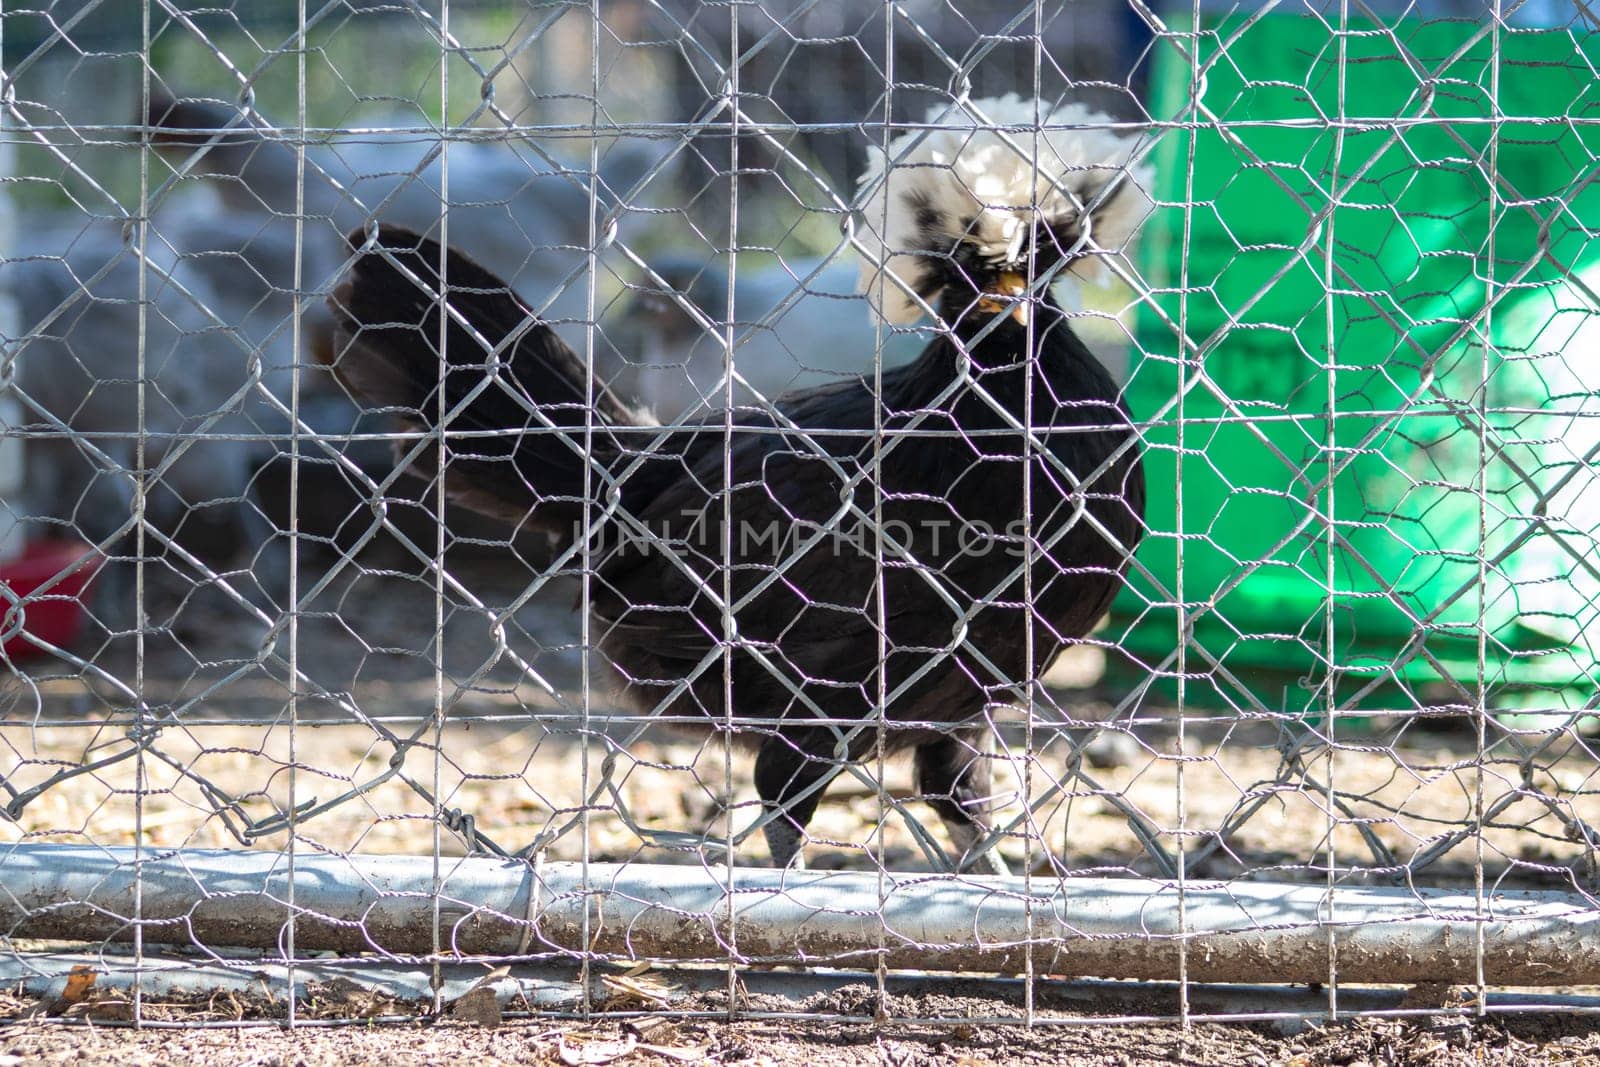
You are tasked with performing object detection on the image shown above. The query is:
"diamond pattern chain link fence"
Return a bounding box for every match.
[0,0,1598,1030]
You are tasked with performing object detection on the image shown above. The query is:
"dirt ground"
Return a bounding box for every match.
[4,990,1600,1066]
[6,569,1597,885]
[6,558,1598,882]
[7,558,1600,1063]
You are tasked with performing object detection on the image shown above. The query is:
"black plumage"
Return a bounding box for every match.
[328,190,1144,872]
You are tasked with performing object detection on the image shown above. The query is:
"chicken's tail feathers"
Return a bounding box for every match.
[326,224,649,537]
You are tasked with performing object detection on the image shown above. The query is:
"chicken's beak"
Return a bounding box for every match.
[976,271,1031,327]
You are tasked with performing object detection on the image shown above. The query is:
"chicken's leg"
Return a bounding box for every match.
[752,733,839,869]
[915,730,1010,876]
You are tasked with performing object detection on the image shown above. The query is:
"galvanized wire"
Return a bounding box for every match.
[0,0,1598,1033]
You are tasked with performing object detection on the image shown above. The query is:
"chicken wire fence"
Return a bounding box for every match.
[0,0,1598,1032]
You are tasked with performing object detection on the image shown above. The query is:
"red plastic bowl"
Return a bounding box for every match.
[1,539,103,661]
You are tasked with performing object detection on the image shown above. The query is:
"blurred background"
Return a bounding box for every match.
[0,0,1161,695]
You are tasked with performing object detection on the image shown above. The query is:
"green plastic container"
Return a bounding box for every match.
[1112,12,1600,714]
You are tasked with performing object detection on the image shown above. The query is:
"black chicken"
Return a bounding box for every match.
[327,97,1148,873]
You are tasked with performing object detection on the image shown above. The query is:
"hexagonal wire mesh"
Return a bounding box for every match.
[0,0,1598,1034]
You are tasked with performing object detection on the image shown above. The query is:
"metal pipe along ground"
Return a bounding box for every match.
[2,844,1598,984]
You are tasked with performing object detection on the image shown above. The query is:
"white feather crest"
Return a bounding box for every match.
[854,94,1153,324]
